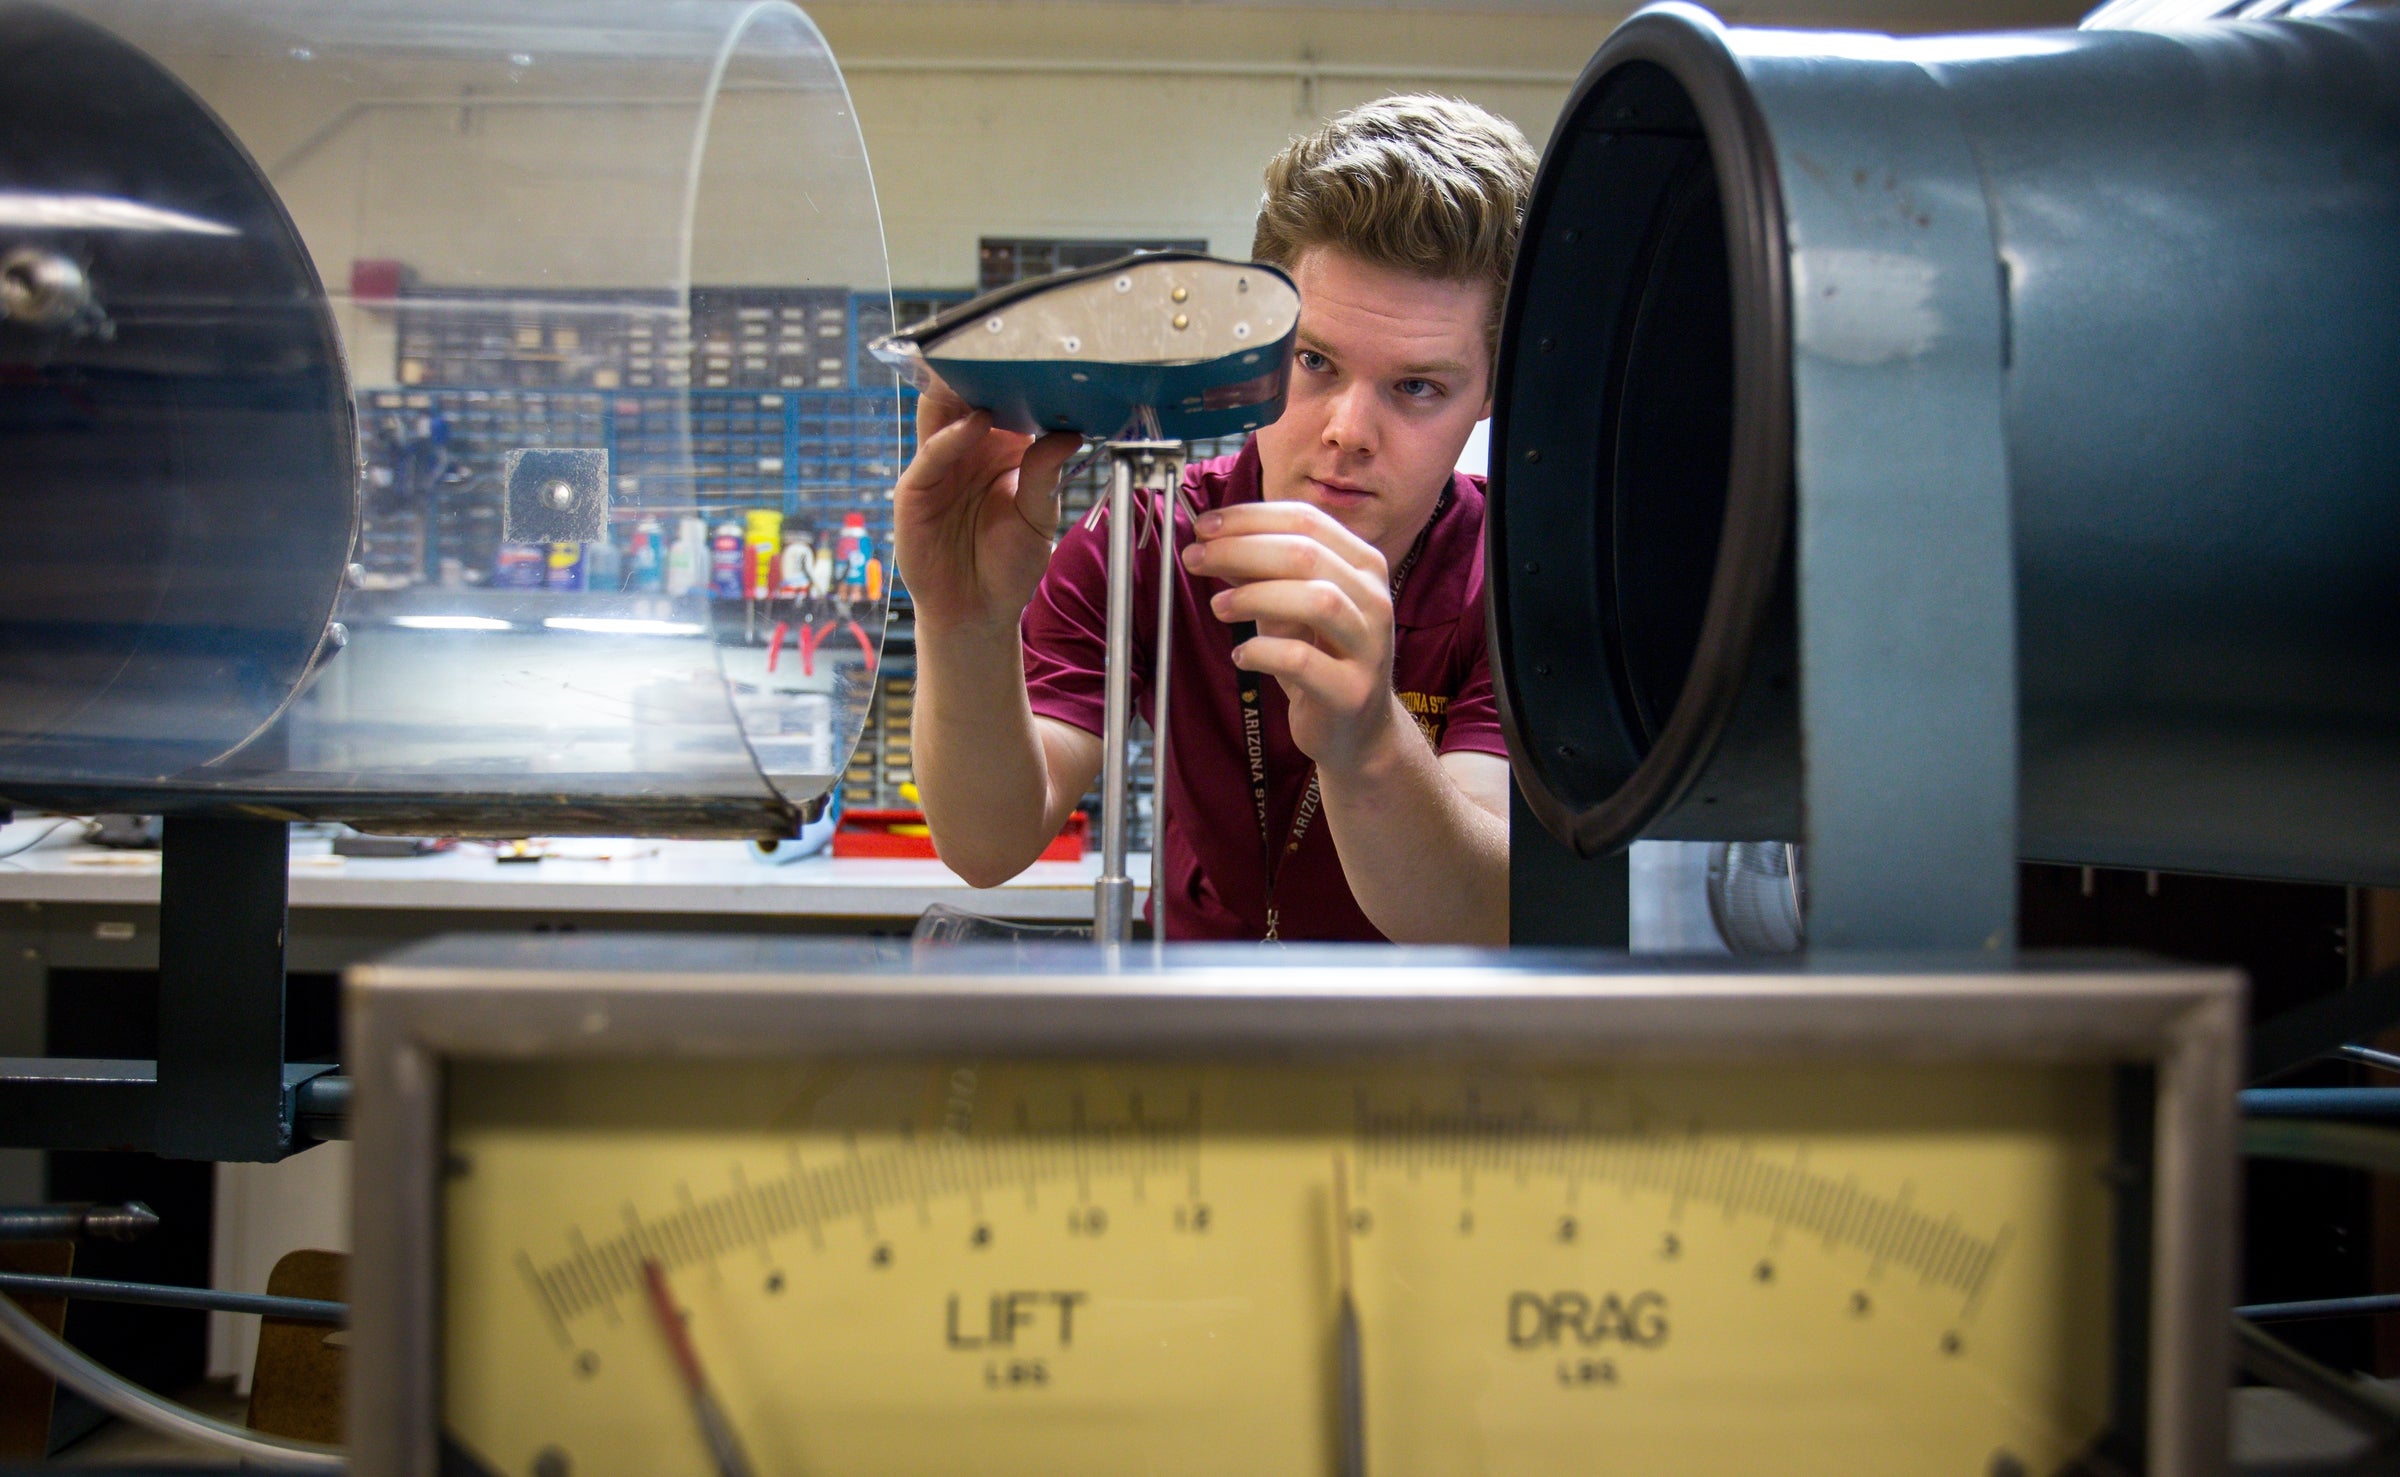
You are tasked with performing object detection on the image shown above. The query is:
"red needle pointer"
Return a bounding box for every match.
[640,1259,760,1477]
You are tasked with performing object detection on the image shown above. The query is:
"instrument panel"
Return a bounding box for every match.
[345,940,2239,1477]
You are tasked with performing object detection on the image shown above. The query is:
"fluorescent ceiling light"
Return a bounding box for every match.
[542,616,708,637]
[391,614,514,631]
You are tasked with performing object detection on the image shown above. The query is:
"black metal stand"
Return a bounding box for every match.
[0,817,336,1161]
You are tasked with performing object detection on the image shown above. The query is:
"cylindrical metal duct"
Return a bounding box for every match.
[1491,3,2400,892]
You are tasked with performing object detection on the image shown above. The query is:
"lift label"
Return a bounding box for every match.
[945,1291,1088,1349]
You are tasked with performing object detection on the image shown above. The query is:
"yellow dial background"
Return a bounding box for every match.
[444,1058,2119,1476]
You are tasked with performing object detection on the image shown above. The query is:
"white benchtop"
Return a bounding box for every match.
[0,818,1139,921]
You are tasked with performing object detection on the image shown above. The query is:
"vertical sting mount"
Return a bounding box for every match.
[1094,440,1188,947]
[872,250,1299,945]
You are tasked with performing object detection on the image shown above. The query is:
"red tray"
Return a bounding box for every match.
[833,808,1087,863]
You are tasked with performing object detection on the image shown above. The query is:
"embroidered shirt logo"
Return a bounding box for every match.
[1398,691,1449,747]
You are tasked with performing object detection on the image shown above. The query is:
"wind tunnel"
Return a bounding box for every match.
[1489,2,2400,944]
[0,0,894,836]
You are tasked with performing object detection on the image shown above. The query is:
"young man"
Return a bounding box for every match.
[896,96,1536,943]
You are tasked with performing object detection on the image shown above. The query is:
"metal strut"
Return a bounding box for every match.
[1093,439,1188,947]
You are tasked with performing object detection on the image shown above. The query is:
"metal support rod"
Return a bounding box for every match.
[2232,1318,2400,1444]
[1095,448,1138,944]
[1093,440,1188,947]
[0,1270,345,1324]
[0,1202,157,1242]
[2239,1293,2400,1324]
[1148,444,1187,951]
[2339,1042,2400,1077]
[2243,1088,2400,1120]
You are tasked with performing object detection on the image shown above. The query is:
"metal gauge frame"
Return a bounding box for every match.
[344,938,2240,1477]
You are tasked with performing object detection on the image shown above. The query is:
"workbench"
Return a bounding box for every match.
[0,817,1143,1201]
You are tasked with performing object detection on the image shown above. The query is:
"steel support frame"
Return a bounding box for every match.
[0,816,335,1161]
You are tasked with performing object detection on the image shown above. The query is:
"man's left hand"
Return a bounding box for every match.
[1181,500,1413,778]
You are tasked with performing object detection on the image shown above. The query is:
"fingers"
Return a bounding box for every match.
[1195,500,1387,579]
[1181,532,1387,613]
[1228,633,1375,713]
[894,407,998,516]
[1210,579,1372,659]
[1013,430,1084,538]
[912,374,971,449]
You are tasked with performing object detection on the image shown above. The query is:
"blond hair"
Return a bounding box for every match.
[1252,95,1539,360]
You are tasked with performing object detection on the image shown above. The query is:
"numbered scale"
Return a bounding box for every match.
[347,941,2239,1477]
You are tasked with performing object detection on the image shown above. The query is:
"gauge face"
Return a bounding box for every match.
[442,1059,2120,1477]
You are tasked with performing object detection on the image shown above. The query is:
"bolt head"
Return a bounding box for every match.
[540,480,576,511]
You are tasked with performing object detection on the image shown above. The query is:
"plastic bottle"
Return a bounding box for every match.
[664,517,706,597]
[743,509,784,601]
[545,540,586,591]
[628,519,665,592]
[779,531,815,597]
[584,531,622,591]
[494,543,546,589]
[837,512,870,600]
[708,520,744,600]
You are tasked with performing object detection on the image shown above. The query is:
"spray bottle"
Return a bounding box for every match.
[709,519,744,600]
[629,519,665,592]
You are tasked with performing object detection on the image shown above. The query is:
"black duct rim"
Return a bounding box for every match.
[1487,4,1792,858]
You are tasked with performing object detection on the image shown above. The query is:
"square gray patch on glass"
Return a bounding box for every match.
[501,447,610,543]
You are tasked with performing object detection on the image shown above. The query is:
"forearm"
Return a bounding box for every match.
[1316,703,1510,945]
[912,619,1067,887]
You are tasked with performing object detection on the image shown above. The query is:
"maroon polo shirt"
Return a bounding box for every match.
[1022,438,1505,941]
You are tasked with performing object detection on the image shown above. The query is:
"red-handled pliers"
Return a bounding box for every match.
[766,613,876,677]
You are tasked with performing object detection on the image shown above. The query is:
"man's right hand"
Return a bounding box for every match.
[892,378,1084,633]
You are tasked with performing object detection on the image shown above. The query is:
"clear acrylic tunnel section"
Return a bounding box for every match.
[0,0,895,835]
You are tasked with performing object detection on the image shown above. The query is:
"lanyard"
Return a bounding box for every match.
[1232,490,1446,942]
